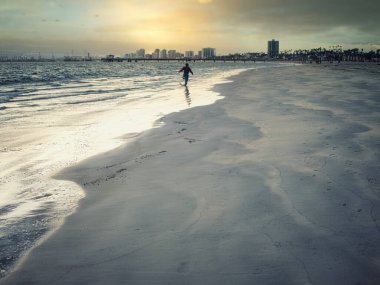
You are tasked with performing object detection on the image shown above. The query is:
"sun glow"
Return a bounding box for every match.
[1,0,378,54]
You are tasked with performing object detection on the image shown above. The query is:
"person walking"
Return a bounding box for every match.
[178,63,193,86]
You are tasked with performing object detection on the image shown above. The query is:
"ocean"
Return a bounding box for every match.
[0,60,283,277]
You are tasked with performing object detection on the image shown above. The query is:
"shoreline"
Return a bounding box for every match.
[0,65,249,280]
[2,63,380,284]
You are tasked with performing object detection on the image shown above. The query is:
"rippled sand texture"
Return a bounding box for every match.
[2,63,380,285]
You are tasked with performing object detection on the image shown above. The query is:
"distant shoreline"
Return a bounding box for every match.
[1,57,379,64]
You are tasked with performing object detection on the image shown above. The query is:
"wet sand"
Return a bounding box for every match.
[2,63,380,285]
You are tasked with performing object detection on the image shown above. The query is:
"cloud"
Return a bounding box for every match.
[213,0,380,35]
[0,0,379,54]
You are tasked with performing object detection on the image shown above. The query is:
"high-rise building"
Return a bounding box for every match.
[124,53,136,59]
[267,39,279,58]
[175,52,184,59]
[136,48,145,58]
[202,48,216,58]
[185,51,194,58]
[168,50,176,59]
[159,49,167,59]
[153,49,160,59]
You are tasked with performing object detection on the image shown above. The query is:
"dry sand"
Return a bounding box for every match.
[2,63,380,285]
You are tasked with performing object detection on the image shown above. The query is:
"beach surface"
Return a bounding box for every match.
[2,63,380,285]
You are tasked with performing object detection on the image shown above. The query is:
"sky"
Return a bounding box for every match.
[0,0,379,56]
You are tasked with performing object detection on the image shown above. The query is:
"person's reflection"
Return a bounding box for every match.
[184,86,191,106]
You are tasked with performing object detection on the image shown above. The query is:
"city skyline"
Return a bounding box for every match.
[1,0,379,55]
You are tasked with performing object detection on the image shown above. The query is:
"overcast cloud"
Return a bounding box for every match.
[0,0,379,55]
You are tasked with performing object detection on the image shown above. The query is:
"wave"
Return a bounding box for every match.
[8,87,132,104]
[65,93,128,105]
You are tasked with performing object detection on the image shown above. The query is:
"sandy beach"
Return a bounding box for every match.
[2,63,380,285]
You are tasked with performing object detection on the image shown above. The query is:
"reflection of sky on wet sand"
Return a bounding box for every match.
[0,66,241,231]
[0,65,245,277]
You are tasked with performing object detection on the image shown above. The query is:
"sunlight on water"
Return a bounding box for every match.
[0,61,283,277]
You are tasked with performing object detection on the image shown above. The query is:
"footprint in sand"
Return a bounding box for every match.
[184,138,198,144]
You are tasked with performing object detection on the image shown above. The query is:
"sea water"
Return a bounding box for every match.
[0,60,282,277]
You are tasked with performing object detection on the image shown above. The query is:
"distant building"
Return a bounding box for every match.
[153,49,160,59]
[175,52,184,59]
[267,39,279,58]
[159,49,167,59]
[136,48,145,58]
[185,51,194,58]
[168,50,176,59]
[202,47,216,58]
[124,53,136,59]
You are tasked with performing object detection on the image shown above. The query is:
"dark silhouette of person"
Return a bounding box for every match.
[178,63,193,86]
